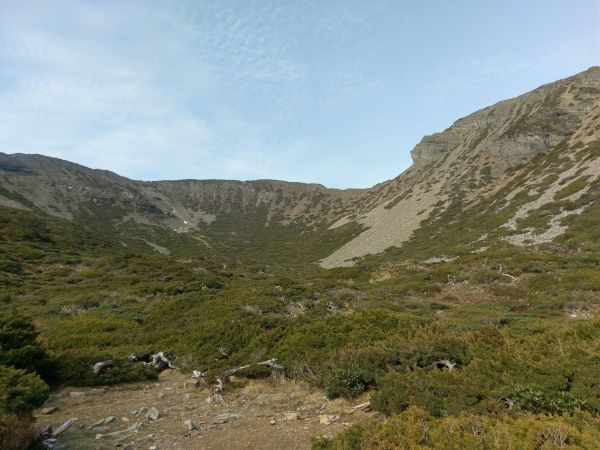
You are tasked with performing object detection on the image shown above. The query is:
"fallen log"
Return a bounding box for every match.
[53,418,76,437]
[95,421,141,440]
[220,358,284,379]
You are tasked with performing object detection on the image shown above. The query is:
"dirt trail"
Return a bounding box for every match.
[34,370,374,449]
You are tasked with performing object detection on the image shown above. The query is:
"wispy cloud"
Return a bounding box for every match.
[0,0,597,187]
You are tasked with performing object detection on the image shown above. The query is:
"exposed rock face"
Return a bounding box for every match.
[0,152,363,231]
[411,67,600,171]
[1,67,599,267]
[320,67,600,267]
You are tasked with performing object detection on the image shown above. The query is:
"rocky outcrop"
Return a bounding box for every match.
[321,67,600,266]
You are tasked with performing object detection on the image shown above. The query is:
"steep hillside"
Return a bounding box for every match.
[321,66,600,266]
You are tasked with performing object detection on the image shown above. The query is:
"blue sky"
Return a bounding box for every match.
[0,1,598,188]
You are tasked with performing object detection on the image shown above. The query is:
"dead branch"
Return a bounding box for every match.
[217,346,230,358]
[148,351,176,370]
[53,418,76,437]
[500,273,518,282]
[437,359,456,370]
[92,360,113,375]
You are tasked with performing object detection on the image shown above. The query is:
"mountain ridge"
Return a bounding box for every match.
[1,67,599,267]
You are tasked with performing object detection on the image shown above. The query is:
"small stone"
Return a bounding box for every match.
[205,394,223,404]
[91,418,106,427]
[69,391,86,398]
[184,419,196,431]
[212,413,238,424]
[269,419,277,425]
[319,415,331,425]
[283,412,298,421]
[39,406,59,415]
[146,407,160,420]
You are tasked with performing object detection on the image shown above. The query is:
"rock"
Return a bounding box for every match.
[39,406,59,415]
[146,407,160,420]
[69,392,86,398]
[91,418,106,427]
[184,419,196,431]
[204,394,223,404]
[319,414,339,425]
[283,412,298,421]
[136,407,148,417]
[212,413,238,424]
[269,419,277,425]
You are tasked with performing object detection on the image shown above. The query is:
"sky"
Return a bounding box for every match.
[0,1,598,188]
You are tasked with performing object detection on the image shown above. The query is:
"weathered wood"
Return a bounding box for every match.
[92,360,113,375]
[149,351,176,370]
[220,358,284,380]
[217,346,230,358]
[437,359,456,370]
[213,378,223,394]
[501,273,518,282]
[53,418,76,437]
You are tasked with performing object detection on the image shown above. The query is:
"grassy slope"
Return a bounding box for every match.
[1,142,600,447]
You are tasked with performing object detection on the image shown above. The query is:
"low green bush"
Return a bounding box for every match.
[0,366,48,414]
